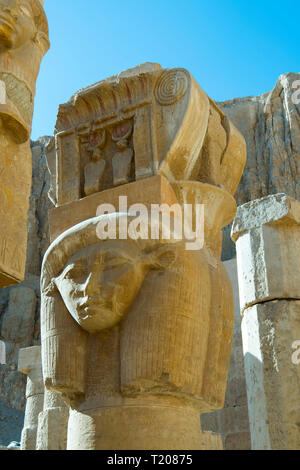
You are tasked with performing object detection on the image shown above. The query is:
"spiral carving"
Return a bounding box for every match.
[154,69,189,106]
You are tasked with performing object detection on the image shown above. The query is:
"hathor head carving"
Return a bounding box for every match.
[41,213,234,412]
[42,214,179,334]
[0,0,48,52]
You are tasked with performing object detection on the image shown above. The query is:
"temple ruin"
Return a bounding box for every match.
[0,0,299,451]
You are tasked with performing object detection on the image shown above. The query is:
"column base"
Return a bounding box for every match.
[67,401,223,450]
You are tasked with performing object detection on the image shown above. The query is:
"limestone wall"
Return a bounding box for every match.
[202,72,300,449]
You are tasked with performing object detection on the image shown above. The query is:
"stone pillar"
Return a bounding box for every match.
[36,390,69,451]
[232,193,300,450]
[0,0,49,287]
[18,346,44,450]
[40,64,246,450]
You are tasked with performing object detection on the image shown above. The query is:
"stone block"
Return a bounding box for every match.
[224,432,251,450]
[1,288,36,351]
[232,194,300,311]
[242,300,300,449]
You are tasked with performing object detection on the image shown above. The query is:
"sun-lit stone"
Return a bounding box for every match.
[0,0,49,287]
[40,64,246,450]
[18,346,44,450]
[232,194,300,450]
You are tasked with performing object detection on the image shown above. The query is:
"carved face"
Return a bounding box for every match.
[0,0,36,50]
[54,241,149,334]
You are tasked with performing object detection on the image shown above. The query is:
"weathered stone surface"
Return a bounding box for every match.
[242,301,300,450]
[0,140,53,446]
[0,287,36,414]
[232,194,300,312]
[18,346,44,450]
[48,63,245,208]
[36,406,69,451]
[219,73,300,261]
[18,345,42,375]
[0,403,24,445]
[201,258,251,449]
[232,193,300,234]
[224,432,251,451]
[49,175,179,242]
[36,389,69,451]
[6,70,300,450]
[40,65,244,450]
[233,194,300,449]
[0,0,49,286]
[218,73,300,206]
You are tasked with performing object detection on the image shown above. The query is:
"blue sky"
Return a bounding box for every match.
[31,0,299,139]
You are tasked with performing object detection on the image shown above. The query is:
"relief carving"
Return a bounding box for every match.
[41,64,246,449]
[0,0,49,286]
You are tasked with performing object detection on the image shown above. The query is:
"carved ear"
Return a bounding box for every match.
[150,245,177,270]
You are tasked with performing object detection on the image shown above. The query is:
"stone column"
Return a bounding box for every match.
[40,64,246,450]
[0,0,49,287]
[18,346,44,450]
[36,390,69,451]
[232,193,300,450]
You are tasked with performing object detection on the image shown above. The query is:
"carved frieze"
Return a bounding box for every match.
[49,64,246,208]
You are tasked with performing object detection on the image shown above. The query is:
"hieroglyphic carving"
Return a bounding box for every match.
[0,237,8,265]
[78,119,135,198]
[41,64,246,449]
[111,120,134,186]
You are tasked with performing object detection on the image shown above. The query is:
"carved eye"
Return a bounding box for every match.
[63,265,85,280]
